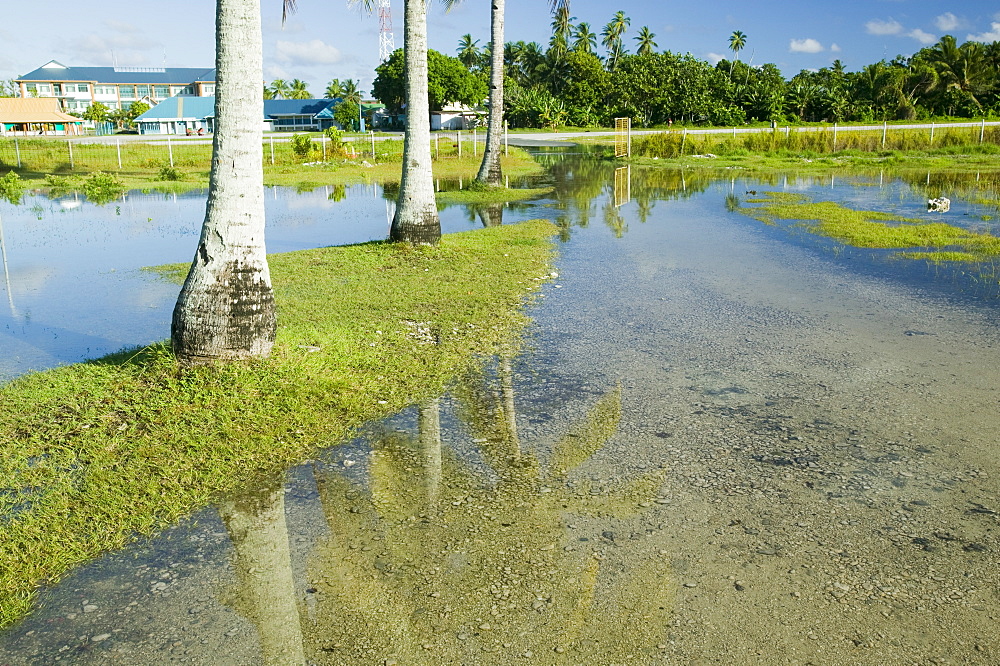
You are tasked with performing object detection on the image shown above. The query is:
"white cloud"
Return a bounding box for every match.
[935,12,961,31]
[274,39,343,66]
[908,29,937,44]
[830,43,842,52]
[789,38,824,53]
[865,18,903,36]
[705,52,726,65]
[264,65,292,82]
[968,22,1000,42]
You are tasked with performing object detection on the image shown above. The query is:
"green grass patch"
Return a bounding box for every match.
[436,186,553,206]
[741,191,1000,260]
[0,219,558,629]
[0,139,544,195]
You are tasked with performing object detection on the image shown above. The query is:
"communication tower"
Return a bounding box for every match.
[378,0,395,62]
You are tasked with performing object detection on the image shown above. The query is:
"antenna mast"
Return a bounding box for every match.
[378,0,395,62]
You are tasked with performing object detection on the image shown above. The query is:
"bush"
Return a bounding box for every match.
[83,171,125,205]
[290,134,315,159]
[158,164,181,181]
[0,171,25,204]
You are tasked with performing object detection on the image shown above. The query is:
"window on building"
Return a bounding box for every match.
[94,85,116,96]
[37,84,51,94]
[136,85,150,98]
[173,85,195,96]
[120,86,135,100]
[203,85,215,95]
[77,84,90,93]
[154,85,169,99]
[25,83,37,94]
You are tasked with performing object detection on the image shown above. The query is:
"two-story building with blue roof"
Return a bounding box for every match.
[15,60,216,113]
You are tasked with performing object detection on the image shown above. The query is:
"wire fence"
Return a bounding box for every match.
[631,121,1000,158]
[0,129,495,176]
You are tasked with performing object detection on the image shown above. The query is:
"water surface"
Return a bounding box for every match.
[2,160,999,664]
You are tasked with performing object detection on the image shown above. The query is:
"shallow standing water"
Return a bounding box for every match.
[2,159,999,664]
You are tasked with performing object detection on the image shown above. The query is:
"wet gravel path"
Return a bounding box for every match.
[1,178,998,665]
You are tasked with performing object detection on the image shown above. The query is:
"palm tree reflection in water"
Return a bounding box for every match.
[305,361,673,663]
[221,356,674,663]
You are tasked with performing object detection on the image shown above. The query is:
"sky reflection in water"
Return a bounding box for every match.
[3,156,1000,663]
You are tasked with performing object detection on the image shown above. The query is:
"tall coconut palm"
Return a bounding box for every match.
[457,33,481,69]
[634,26,656,56]
[340,78,362,104]
[290,0,430,242]
[324,78,345,99]
[549,5,574,57]
[728,30,747,73]
[729,30,747,61]
[390,0,441,243]
[288,78,311,99]
[267,78,291,99]
[171,0,276,363]
[925,35,989,110]
[474,0,507,186]
[572,23,597,54]
[601,11,630,71]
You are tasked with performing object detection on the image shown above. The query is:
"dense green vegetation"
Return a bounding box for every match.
[421,8,1000,130]
[0,220,558,629]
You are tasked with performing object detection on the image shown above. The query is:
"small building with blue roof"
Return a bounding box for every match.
[135,97,344,135]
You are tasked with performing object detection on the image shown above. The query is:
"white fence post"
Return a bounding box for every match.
[68,141,74,169]
[116,138,122,169]
[167,136,174,167]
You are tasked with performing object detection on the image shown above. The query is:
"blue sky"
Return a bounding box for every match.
[2,1,999,96]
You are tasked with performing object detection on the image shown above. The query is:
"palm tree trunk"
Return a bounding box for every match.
[476,0,505,186]
[171,0,276,363]
[389,0,441,245]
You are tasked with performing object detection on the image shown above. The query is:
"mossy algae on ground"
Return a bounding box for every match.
[740,191,1000,260]
[0,220,557,629]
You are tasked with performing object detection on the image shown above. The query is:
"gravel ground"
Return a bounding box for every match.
[1,177,997,665]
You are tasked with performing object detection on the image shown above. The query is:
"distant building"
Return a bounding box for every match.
[0,98,85,135]
[134,96,217,135]
[431,103,485,131]
[135,97,349,135]
[15,60,216,113]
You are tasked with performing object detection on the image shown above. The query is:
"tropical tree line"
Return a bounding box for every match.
[434,11,1000,128]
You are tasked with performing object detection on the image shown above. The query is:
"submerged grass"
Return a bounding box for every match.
[0,220,557,629]
[741,191,1000,259]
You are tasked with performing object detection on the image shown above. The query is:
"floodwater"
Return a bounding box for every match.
[0,180,537,382]
[2,155,1000,664]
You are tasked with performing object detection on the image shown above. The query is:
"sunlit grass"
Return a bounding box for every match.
[0,220,558,629]
[742,191,1000,260]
